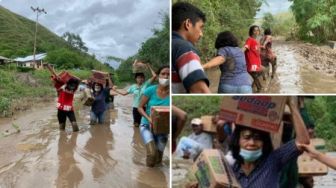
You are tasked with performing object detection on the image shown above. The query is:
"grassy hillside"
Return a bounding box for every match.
[0,6,69,58]
[0,6,112,71]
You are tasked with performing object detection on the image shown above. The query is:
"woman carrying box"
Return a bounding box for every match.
[113,63,157,127]
[226,97,310,188]
[138,65,170,167]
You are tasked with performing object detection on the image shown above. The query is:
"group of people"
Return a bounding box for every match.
[48,63,170,168]
[172,2,276,94]
[173,97,336,188]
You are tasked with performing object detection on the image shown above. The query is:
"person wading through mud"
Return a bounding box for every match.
[113,62,157,127]
[90,81,116,125]
[48,67,80,132]
[260,28,277,79]
[243,25,263,93]
[202,31,252,93]
[138,66,170,167]
[172,2,210,93]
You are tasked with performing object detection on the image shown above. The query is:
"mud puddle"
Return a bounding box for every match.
[0,94,169,188]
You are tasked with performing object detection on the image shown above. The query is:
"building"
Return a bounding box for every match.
[15,53,51,69]
[0,56,10,65]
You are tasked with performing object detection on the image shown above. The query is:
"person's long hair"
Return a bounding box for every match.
[229,125,273,164]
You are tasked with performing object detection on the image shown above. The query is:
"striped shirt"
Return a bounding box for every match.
[172,32,209,93]
[232,140,301,188]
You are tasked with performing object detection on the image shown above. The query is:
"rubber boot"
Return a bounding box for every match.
[145,141,157,167]
[59,123,65,130]
[156,150,163,165]
[71,122,79,132]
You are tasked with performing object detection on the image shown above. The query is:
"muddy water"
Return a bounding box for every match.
[0,94,169,188]
[205,40,336,93]
[268,41,336,93]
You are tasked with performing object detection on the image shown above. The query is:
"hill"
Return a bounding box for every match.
[0,6,109,71]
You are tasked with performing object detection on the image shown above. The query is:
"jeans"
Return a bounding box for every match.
[140,124,168,152]
[90,111,105,124]
[218,84,252,94]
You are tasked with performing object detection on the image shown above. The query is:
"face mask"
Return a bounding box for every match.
[159,78,169,86]
[67,84,76,91]
[239,148,262,162]
[95,86,101,91]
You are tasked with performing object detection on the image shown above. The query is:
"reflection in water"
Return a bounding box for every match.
[56,132,83,188]
[83,125,116,180]
[131,127,146,165]
[135,168,168,188]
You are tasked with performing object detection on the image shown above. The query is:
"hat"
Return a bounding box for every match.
[191,118,202,125]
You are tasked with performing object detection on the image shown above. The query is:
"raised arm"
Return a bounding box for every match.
[172,105,187,140]
[288,97,310,148]
[299,143,336,170]
[146,63,157,84]
[202,56,225,70]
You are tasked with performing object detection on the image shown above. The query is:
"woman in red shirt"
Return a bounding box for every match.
[52,76,80,132]
[243,25,263,93]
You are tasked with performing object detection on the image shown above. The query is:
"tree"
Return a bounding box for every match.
[261,12,275,30]
[62,32,89,52]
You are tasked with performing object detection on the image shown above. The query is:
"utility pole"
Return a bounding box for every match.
[31,6,47,66]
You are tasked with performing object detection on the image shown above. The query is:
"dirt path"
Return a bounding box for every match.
[206,39,336,93]
[0,93,169,188]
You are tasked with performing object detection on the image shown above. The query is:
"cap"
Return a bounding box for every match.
[191,118,202,126]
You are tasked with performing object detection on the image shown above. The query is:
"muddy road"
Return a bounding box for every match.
[0,94,169,188]
[206,39,336,93]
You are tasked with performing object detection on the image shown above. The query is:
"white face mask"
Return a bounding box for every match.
[95,86,101,91]
[159,78,169,86]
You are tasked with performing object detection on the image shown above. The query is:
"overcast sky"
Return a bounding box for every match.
[0,0,169,60]
[256,0,292,18]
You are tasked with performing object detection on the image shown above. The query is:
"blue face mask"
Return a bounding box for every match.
[239,148,262,162]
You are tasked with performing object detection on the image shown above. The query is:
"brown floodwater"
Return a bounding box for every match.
[0,94,169,188]
[206,40,336,94]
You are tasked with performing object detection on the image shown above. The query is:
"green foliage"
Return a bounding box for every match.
[261,12,275,30]
[306,97,336,150]
[290,0,336,42]
[62,32,88,52]
[172,0,264,60]
[260,11,298,39]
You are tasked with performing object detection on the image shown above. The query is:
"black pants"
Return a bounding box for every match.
[133,107,144,125]
[57,109,76,124]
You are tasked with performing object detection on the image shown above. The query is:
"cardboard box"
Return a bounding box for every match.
[298,138,328,176]
[150,106,169,134]
[91,70,110,85]
[219,96,287,133]
[58,71,80,85]
[81,88,94,106]
[201,116,217,133]
[191,149,241,188]
[132,60,147,73]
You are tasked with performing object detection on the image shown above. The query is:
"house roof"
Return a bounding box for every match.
[0,56,9,60]
[15,53,47,62]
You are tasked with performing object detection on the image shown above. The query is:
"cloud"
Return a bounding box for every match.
[0,0,169,59]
